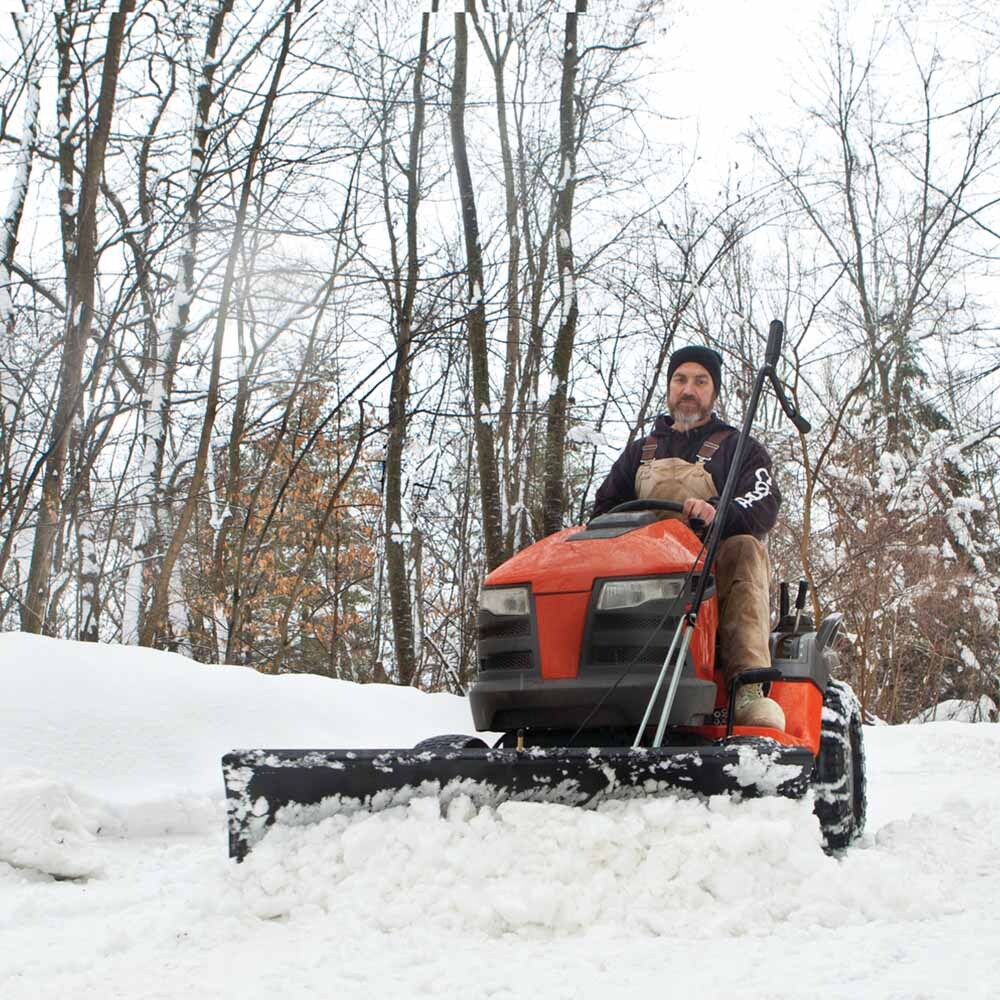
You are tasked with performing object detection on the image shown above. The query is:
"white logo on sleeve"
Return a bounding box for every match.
[733,468,772,509]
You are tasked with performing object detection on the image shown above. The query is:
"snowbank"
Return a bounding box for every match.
[1,633,999,999]
[0,631,475,794]
[0,632,475,873]
[910,695,998,723]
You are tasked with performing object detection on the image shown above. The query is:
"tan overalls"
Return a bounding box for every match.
[634,434,772,682]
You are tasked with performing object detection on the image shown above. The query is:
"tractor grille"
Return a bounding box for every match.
[478,617,532,640]
[590,643,671,668]
[583,598,678,672]
[479,649,534,671]
[477,606,536,674]
[593,611,668,633]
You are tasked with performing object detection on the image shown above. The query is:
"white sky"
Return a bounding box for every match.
[667,0,810,160]
[651,0,987,181]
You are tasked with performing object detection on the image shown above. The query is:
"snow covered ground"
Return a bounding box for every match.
[1,633,998,999]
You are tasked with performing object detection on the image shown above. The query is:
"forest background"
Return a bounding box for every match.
[1,0,998,723]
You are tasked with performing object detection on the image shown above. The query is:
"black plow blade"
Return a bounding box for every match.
[222,741,814,861]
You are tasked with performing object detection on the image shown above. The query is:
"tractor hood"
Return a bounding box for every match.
[485,514,705,595]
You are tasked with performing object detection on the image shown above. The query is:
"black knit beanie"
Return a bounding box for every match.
[667,345,722,395]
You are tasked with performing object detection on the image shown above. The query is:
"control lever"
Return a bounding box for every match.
[770,376,812,434]
[793,578,808,632]
[762,321,811,433]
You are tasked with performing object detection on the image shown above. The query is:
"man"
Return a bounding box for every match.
[591,344,785,730]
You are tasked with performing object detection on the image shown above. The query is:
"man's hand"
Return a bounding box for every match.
[682,498,716,525]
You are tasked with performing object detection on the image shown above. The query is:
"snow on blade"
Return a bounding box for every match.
[723,744,805,794]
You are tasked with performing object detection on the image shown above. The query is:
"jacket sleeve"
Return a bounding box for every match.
[591,439,644,517]
[718,436,781,538]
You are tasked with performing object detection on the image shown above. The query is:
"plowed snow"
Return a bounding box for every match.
[1,633,998,999]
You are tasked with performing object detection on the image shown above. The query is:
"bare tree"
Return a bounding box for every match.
[21,1,131,634]
[744,8,1000,717]
[539,3,585,536]
[450,9,505,570]
[120,0,232,644]
[378,8,436,684]
[141,1,300,647]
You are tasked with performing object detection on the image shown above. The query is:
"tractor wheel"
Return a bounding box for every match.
[812,678,867,853]
[413,734,489,752]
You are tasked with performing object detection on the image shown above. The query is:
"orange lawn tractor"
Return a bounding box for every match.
[223,322,867,860]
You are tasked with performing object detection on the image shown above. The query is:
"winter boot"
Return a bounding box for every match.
[733,682,786,730]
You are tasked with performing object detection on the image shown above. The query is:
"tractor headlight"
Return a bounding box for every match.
[480,585,530,616]
[596,577,684,611]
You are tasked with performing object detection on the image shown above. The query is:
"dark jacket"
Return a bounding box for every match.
[591,413,780,539]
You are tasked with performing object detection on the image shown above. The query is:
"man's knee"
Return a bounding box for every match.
[716,534,769,581]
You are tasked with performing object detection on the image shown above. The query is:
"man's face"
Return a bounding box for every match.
[667,362,716,429]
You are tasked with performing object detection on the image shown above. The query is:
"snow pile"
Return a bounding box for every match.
[224,787,973,942]
[0,770,114,879]
[0,631,475,876]
[1,633,1000,999]
[910,695,997,723]
[0,632,475,796]
[222,720,1000,943]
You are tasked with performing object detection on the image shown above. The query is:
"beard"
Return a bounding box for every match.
[669,397,712,429]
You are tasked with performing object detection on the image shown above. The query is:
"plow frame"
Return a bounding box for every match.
[223,739,814,861]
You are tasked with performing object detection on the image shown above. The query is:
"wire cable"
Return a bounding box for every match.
[564,526,710,747]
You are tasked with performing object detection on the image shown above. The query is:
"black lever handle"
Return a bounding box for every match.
[765,319,783,367]
[768,371,812,434]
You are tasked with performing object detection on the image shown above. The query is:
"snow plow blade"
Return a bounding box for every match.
[223,740,814,861]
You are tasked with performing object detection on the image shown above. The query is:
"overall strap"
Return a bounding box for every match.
[640,434,657,462]
[695,429,734,464]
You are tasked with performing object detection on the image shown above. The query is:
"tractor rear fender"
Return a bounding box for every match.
[763,625,841,754]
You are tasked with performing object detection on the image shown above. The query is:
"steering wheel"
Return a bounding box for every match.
[606,499,685,515]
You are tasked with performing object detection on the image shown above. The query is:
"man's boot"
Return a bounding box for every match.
[733,682,785,730]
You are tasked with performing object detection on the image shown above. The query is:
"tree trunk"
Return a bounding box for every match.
[122,0,229,644]
[542,8,581,536]
[472,8,521,561]
[450,11,504,571]
[74,410,101,642]
[383,11,432,686]
[141,3,296,647]
[0,12,40,339]
[21,1,129,633]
